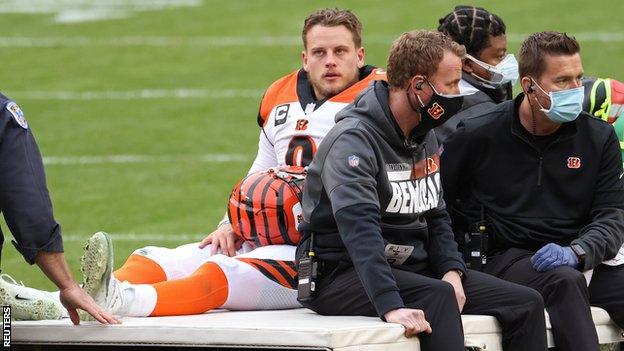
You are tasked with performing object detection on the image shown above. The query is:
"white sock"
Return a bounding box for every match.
[121,282,157,317]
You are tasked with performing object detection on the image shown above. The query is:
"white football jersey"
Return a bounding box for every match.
[248,66,386,174]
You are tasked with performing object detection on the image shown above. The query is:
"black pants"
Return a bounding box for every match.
[484,248,624,351]
[302,264,547,351]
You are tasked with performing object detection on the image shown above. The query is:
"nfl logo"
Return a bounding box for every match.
[348,155,360,167]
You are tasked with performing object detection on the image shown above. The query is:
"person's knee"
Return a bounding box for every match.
[528,287,545,307]
[550,267,586,287]
[408,279,456,306]
[521,287,545,315]
[543,267,588,301]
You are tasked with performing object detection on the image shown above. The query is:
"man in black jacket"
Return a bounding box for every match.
[0,94,118,325]
[441,31,624,351]
[297,30,547,351]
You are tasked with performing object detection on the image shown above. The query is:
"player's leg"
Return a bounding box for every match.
[80,231,254,284]
[220,244,299,310]
[484,248,599,351]
[302,265,465,351]
[462,269,547,351]
[80,231,220,317]
[588,263,624,328]
[87,244,298,317]
[113,243,209,284]
[151,244,299,315]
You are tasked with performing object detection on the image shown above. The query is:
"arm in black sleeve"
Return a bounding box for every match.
[0,101,62,264]
[334,203,405,318]
[425,206,467,278]
[440,121,473,214]
[322,130,404,318]
[573,127,624,269]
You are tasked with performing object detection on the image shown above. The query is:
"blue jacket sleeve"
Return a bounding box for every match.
[0,101,62,264]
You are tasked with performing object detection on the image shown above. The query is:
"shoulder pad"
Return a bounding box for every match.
[257,70,299,127]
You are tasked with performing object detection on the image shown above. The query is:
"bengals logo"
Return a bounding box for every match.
[426,157,439,172]
[427,102,445,120]
[295,119,308,131]
[567,157,581,169]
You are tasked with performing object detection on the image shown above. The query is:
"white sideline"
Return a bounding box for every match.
[0,32,623,47]
[10,88,264,100]
[0,0,202,23]
[43,154,250,165]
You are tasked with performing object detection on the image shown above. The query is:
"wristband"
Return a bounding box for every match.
[217,218,231,228]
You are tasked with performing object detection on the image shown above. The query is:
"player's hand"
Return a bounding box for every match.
[384,308,432,337]
[198,223,245,256]
[59,284,120,325]
[442,270,466,312]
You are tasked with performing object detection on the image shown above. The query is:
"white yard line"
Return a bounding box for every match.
[62,233,205,242]
[0,0,202,23]
[0,32,622,47]
[43,154,250,165]
[10,88,264,100]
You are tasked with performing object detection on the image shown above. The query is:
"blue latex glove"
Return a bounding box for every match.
[530,243,578,272]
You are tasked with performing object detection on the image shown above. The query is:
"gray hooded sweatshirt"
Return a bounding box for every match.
[298,81,466,317]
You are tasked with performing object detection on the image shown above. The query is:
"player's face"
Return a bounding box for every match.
[467,34,508,80]
[427,50,463,96]
[480,34,508,66]
[530,53,584,110]
[302,25,365,100]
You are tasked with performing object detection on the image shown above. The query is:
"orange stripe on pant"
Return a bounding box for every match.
[150,261,228,316]
[114,254,167,284]
[236,257,293,288]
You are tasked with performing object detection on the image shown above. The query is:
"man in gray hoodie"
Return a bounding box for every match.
[297,30,547,351]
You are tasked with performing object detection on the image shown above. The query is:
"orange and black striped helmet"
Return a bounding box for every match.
[228,166,305,246]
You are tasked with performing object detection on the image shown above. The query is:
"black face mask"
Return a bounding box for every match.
[407,79,464,137]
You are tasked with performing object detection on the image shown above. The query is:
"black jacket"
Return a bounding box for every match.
[0,94,62,264]
[298,81,466,318]
[441,94,624,270]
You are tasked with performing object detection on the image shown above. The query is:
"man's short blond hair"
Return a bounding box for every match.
[302,8,362,49]
[387,30,465,89]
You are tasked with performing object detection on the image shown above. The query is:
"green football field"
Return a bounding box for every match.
[1,0,623,291]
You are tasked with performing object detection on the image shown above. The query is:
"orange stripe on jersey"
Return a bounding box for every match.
[236,257,295,289]
[258,70,299,127]
[330,68,387,104]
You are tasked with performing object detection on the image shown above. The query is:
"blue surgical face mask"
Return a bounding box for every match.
[465,53,519,88]
[532,79,585,123]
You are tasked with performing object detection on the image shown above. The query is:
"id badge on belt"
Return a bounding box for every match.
[384,244,414,265]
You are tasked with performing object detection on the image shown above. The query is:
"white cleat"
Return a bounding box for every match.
[79,231,114,320]
[0,274,63,320]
